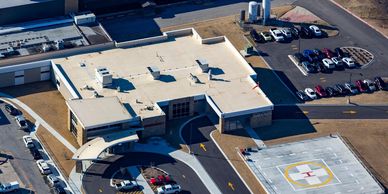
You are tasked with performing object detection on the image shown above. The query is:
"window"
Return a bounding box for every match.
[172,101,190,118]
[70,111,78,125]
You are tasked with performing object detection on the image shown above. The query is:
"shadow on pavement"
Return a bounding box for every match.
[0,81,56,99]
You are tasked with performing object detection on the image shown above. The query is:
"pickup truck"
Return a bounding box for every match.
[115,180,138,191]
[156,184,181,194]
[0,181,19,193]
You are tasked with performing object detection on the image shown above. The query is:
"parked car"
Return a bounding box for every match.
[296,90,310,101]
[334,84,348,95]
[294,53,306,63]
[314,85,328,97]
[4,104,20,116]
[342,57,355,68]
[374,77,386,90]
[331,57,344,69]
[15,115,28,131]
[29,147,43,160]
[301,61,316,73]
[313,49,326,60]
[344,82,359,94]
[322,48,335,58]
[334,47,345,58]
[316,61,331,73]
[309,25,322,37]
[47,174,60,187]
[53,185,66,194]
[290,27,299,38]
[304,88,317,99]
[150,175,171,185]
[300,26,312,38]
[250,30,264,43]
[280,28,292,39]
[303,49,316,63]
[260,31,272,41]
[36,159,51,175]
[115,180,138,191]
[0,181,19,193]
[326,87,339,97]
[22,135,34,148]
[355,80,368,93]
[322,58,335,69]
[363,79,376,92]
[156,184,181,194]
[269,28,284,42]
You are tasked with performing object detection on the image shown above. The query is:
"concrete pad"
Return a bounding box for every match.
[244,136,384,194]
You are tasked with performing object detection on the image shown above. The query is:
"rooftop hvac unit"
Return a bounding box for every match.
[147,66,160,80]
[73,13,96,25]
[195,59,209,73]
[54,40,64,50]
[95,67,113,88]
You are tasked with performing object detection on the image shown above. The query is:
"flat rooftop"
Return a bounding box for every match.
[66,97,134,129]
[0,0,54,9]
[245,136,384,194]
[55,33,272,118]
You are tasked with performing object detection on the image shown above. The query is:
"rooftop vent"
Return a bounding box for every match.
[195,59,209,73]
[54,40,64,50]
[147,66,160,80]
[188,73,200,84]
[95,67,113,88]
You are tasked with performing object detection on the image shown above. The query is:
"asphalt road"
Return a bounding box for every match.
[181,116,250,194]
[274,105,388,119]
[256,0,388,92]
[101,0,297,41]
[0,103,51,194]
[83,152,209,194]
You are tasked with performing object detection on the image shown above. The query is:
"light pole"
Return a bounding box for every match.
[347,73,352,104]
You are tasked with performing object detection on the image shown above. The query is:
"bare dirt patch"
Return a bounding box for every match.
[211,130,267,194]
[36,126,75,177]
[255,119,388,188]
[334,0,388,37]
[0,81,79,148]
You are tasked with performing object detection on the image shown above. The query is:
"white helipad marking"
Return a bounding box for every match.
[290,153,296,156]
[289,165,329,186]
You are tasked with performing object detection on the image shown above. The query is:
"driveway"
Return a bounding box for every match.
[0,103,51,194]
[83,152,209,194]
[181,116,250,194]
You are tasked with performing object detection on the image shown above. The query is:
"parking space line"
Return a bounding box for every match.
[288,55,308,76]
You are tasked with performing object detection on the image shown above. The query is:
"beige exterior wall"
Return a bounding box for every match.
[141,115,166,138]
[67,108,86,146]
[0,72,14,88]
[250,110,272,128]
[24,67,41,84]
[168,97,194,120]
[52,70,75,100]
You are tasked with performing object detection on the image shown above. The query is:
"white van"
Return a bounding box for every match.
[36,159,52,175]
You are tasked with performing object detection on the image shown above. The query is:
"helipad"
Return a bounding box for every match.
[245,136,384,194]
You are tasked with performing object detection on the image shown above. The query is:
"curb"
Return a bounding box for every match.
[329,0,388,39]
[288,55,308,76]
[210,131,254,194]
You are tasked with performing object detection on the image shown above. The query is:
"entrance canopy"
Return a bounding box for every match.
[72,130,139,160]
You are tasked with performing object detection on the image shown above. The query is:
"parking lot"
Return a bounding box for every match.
[0,102,70,193]
[254,0,388,95]
[0,102,51,193]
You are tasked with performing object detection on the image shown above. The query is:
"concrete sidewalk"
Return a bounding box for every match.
[127,166,154,194]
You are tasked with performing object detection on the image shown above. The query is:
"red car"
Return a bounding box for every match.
[355,80,368,92]
[150,175,171,185]
[314,85,327,97]
[322,48,335,59]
